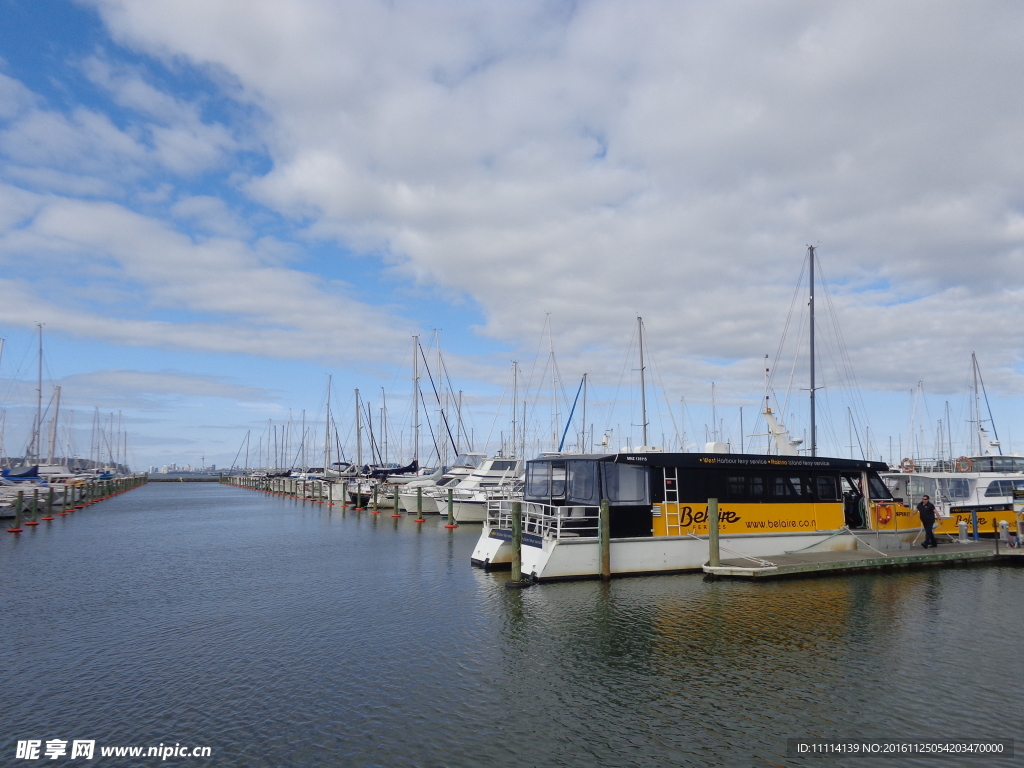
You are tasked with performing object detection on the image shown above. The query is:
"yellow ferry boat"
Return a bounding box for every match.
[471,449,924,581]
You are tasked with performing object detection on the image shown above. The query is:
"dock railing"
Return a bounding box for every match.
[487,498,600,540]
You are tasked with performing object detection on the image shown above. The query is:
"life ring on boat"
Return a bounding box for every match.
[876,505,892,525]
[955,456,972,472]
[899,458,915,473]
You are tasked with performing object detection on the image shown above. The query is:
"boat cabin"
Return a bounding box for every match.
[523,452,893,537]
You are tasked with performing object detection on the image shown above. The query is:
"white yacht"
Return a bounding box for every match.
[445,457,523,523]
[399,454,485,514]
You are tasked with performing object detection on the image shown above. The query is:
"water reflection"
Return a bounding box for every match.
[1,484,1019,768]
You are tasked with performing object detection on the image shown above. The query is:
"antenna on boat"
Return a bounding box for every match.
[972,352,1002,455]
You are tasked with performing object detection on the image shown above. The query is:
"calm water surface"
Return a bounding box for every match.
[1,483,1019,767]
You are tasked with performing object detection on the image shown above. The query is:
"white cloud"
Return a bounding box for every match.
[28,0,1024,410]
[0,71,38,120]
[171,194,250,238]
[0,189,413,363]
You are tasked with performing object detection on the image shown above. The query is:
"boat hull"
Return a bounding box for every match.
[470,527,941,581]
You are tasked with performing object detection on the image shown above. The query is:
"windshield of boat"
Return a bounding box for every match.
[453,454,485,469]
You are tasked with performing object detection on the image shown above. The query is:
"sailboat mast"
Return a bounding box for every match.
[808,245,817,457]
[412,335,419,467]
[581,373,587,453]
[381,387,388,464]
[972,352,981,455]
[34,323,43,461]
[48,386,61,464]
[355,388,362,467]
[511,362,518,457]
[638,316,648,447]
[548,316,558,450]
[324,375,332,473]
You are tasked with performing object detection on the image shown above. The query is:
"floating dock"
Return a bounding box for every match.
[704,541,1023,579]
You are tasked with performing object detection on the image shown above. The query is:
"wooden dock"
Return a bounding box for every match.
[703,541,1021,580]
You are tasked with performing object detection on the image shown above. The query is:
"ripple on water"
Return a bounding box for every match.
[1,483,1020,767]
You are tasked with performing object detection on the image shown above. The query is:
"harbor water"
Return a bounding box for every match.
[1,482,1020,767]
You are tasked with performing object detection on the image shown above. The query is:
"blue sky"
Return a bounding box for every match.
[3,0,1024,469]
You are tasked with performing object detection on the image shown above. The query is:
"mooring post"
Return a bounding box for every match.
[59,485,68,515]
[25,489,40,526]
[41,487,55,520]
[372,482,379,514]
[708,497,721,568]
[599,498,611,580]
[971,509,980,541]
[444,487,457,529]
[994,517,1001,555]
[414,484,426,523]
[6,491,24,533]
[511,500,523,582]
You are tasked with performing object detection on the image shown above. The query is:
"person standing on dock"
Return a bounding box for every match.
[917,495,938,548]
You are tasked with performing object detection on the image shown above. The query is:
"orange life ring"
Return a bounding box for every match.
[899,458,915,473]
[955,456,972,472]
[877,505,892,524]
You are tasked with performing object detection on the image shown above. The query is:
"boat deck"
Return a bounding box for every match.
[703,541,1017,579]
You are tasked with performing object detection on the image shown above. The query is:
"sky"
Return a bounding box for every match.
[2,0,1024,470]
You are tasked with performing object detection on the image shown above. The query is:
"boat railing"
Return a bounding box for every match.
[486,499,600,541]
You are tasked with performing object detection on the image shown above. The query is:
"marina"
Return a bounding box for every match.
[1,481,1020,767]
[5,3,1024,765]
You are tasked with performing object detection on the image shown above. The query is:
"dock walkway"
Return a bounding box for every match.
[704,541,1017,579]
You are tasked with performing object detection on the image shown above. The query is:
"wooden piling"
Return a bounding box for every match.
[511,501,523,581]
[6,491,23,533]
[708,497,721,568]
[599,498,611,580]
[444,487,457,528]
[41,487,55,520]
[24,489,40,526]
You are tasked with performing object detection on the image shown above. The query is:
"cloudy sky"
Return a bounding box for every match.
[2,0,1024,469]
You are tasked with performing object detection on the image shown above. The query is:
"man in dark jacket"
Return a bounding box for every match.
[917,495,938,548]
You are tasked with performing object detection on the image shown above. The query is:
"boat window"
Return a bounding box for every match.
[550,461,567,497]
[677,470,707,502]
[490,460,518,472]
[868,475,892,500]
[727,476,745,499]
[985,479,1015,497]
[772,476,809,498]
[601,463,650,505]
[971,458,993,472]
[525,462,550,500]
[567,461,599,505]
[816,476,839,501]
[749,476,764,498]
[936,478,971,499]
[908,476,936,503]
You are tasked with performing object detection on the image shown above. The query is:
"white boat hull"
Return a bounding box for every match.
[471,527,932,581]
[451,498,486,523]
